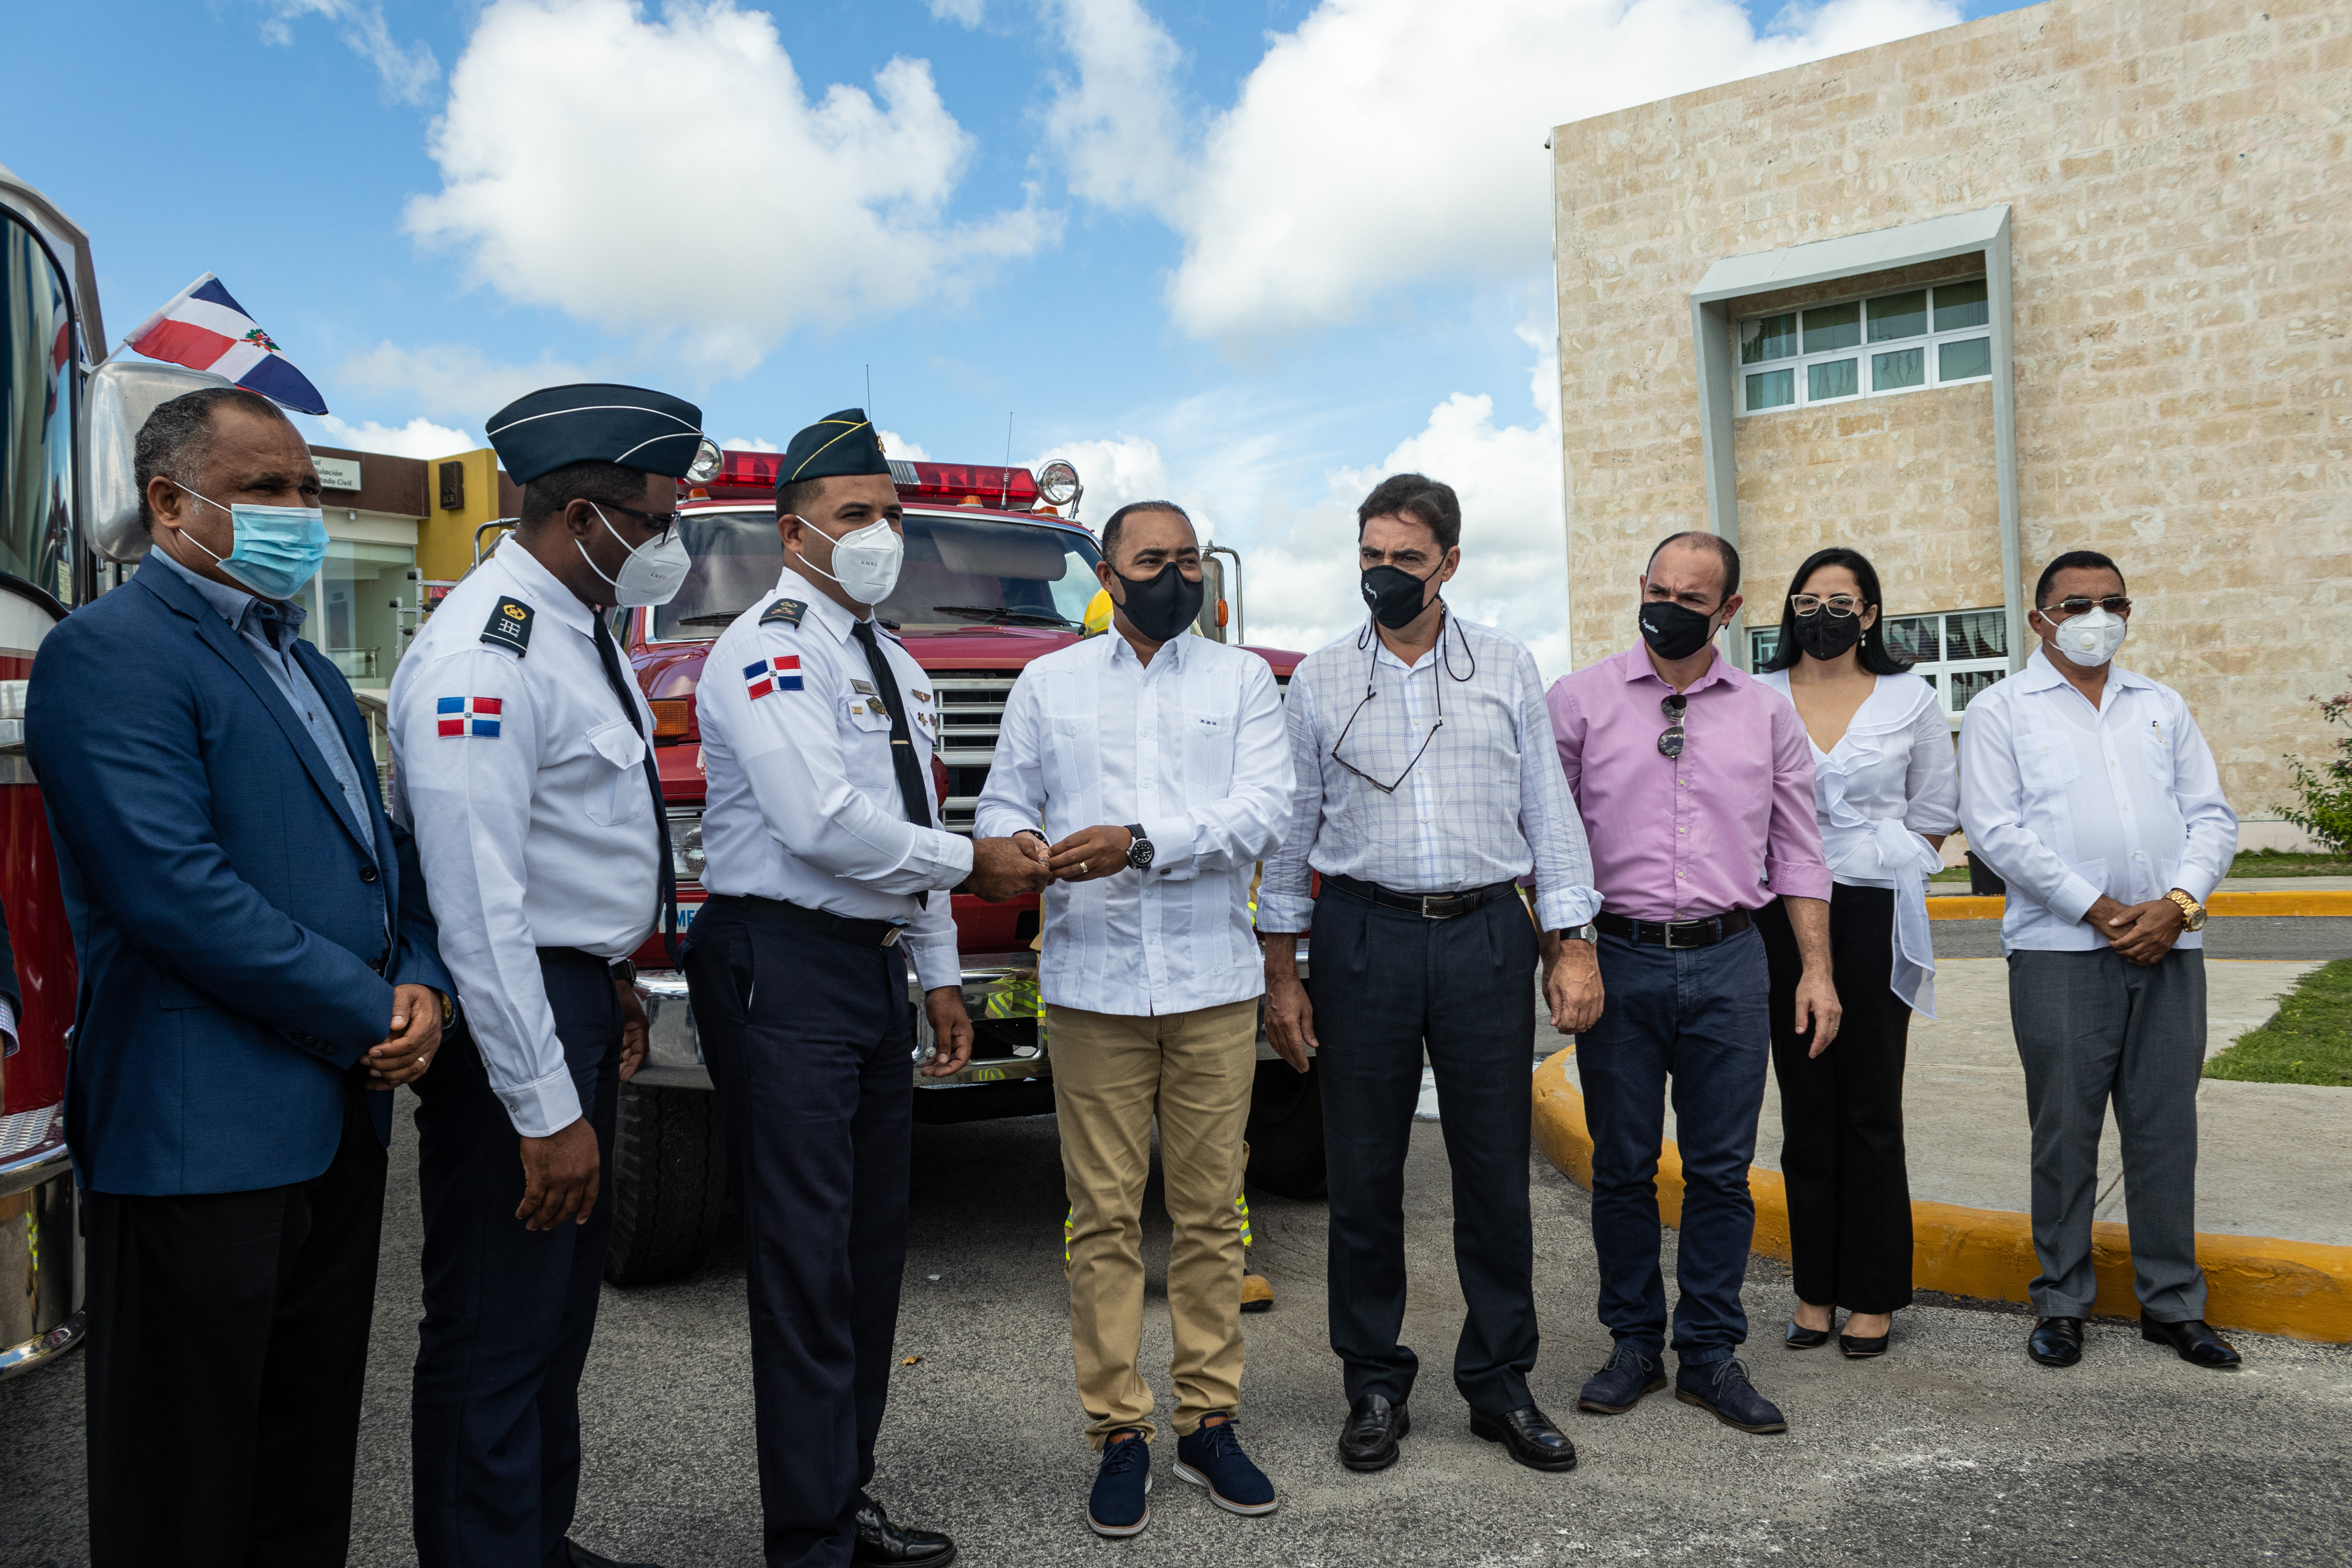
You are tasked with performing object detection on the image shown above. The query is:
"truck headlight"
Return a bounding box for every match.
[1036,459,1082,510]
[687,437,722,485]
[667,808,706,882]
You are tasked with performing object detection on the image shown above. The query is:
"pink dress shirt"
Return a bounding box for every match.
[1548,644,1831,922]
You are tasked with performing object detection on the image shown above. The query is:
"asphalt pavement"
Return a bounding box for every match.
[1931,915,2352,960]
[5,1089,2349,1567]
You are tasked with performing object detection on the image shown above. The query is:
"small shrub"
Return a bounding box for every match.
[2277,686,2352,858]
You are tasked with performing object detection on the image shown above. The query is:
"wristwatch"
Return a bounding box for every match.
[1555,924,1599,944]
[1124,824,1155,872]
[2164,889,2208,931]
[610,958,637,988]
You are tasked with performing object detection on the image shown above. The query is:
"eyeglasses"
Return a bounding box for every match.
[1789,593,1864,618]
[2039,595,2132,619]
[1332,684,1444,795]
[1657,694,1687,759]
[598,500,685,544]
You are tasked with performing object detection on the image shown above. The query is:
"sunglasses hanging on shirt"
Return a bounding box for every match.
[1332,610,1477,794]
[1657,693,1688,759]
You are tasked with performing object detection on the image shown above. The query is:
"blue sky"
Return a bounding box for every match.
[4,0,2033,666]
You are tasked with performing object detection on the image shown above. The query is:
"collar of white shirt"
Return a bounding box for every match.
[2011,644,2158,701]
[773,561,873,647]
[1104,626,1188,674]
[493,534,595,637]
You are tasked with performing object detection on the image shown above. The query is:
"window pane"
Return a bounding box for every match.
[1740,312,1798,365]
[1808,358,1859,401]
[1803,300,1860,353]
[1947,609,2008,659]
[0,216,78,607]
[1939,336,1992,381]
[1871,347,1926,391]
[1867,290,1927,341]
[1745,368,1795,410]
[1882,613,1939,663]
[1951,668,2005,711]
[1750,627,1781,667]
[1935,279,1989,331]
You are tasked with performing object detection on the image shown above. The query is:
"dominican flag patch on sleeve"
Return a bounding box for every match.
[744,656,802,700]
[437,696,503,737]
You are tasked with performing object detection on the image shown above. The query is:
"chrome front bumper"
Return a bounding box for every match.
[629,946,1307,1094]
[0,1104,84,1379]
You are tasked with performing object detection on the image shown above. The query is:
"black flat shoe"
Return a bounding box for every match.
[1337,1394,1409,1472]
[1837,1332,1889,1359]
[1469,1403,1578,1472]
[1784,1319,1832,1349]
[851,1497,956,1567]
[2141,1316,2242,1370]
[2028,1316,2083,1368]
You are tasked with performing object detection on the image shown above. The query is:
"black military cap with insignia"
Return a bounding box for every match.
[485,383,710,484]
[777,408,892,494]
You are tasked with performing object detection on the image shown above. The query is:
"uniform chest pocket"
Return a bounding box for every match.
[1184,701,1238,793]
[846,698,897,736]
[584,718,649,828]
[2018,739,2082,795]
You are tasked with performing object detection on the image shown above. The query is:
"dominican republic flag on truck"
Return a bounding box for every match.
[122,274,329,415]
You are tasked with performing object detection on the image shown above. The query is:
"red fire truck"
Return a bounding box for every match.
[597,448,1326,1283]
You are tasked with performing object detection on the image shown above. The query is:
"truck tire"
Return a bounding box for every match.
[604,1082,731,1287]
[1243,1059,1327,1200]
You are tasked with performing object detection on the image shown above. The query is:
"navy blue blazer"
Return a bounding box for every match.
[25,562,452,1194]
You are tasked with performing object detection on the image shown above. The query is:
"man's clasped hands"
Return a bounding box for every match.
[962,827,1141,901]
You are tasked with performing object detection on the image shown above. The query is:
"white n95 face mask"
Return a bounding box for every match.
[793,515,902,605]
[2049,606,2128,667]
[581,505,691,607]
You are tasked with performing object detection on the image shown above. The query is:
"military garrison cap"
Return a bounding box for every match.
[777,408,891,494]
[485,383,708,485]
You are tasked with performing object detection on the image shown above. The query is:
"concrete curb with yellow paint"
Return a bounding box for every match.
[1927,889,2352,920]
[1532,1046,2352,1343]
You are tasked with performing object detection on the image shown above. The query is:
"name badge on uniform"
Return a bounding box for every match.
[481,597,533,655]
[851,679,877,696]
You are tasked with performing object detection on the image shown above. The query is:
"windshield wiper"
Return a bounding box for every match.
[674,611,748,626]
[929,605,1079,628]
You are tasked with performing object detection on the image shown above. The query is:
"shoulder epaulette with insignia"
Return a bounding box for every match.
[759,597,807,628]
[482,597,534,655]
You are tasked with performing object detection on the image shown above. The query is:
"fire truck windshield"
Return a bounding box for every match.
[652,508,1104,641]
[0,213,77,607]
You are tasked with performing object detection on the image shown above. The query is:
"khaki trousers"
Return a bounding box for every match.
[1048,998,1258,1446]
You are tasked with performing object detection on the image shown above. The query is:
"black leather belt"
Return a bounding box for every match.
[712,893,905,949]
[1597,909,1755,949]
[1322,873,1521,921]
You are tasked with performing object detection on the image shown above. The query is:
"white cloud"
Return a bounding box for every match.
[307,413,475,458]
[927,0,985,25]
[722,435,781,453]
[334,340,603,422]
[406,0,1057,376]
[254,0,441,105]
[1047,0,1961,341]
[1024,434,1179,523]
[877,429,932,462]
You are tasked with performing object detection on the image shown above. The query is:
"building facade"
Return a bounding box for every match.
[1551,0,2347,842]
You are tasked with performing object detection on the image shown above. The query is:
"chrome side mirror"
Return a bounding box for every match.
[82,359,236,563]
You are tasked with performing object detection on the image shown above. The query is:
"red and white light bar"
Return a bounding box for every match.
[697,450,1080,515]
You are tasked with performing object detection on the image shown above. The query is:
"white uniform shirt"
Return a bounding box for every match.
[696,564,969,993]
[388,537,662,1138]
[1757,669,1958,1013]
[975,630,1293,1016]
[1958,648,2236,954]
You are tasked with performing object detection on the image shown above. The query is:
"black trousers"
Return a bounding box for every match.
[411,948,622,1568]
[1758,887,1916,1314]
[1310,884,1539,1416]
[685,897,915,1568]
[83,1080,387,1568]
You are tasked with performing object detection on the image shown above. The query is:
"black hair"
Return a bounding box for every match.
[1355,473,1461,552]
[133,387,290,533]
[1758,546,1913,675]
[1100,499,1192,565]
[775,474,820,523]
[520,459,652,528]
[1646,529,1741,600]
[2033,549,2125,608]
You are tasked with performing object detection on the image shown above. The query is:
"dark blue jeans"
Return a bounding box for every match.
[1579,924,1770,1366]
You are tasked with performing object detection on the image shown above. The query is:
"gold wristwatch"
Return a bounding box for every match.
[2164,889,2208,931]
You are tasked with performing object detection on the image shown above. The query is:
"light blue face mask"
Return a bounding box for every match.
[172,483,330,601]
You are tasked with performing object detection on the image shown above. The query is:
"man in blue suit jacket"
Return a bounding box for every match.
[26,386,452,1568]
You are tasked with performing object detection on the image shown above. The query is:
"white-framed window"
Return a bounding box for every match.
[1750,604,2009,726]
[1737,279,1993,416]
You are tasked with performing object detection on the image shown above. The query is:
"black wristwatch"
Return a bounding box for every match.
[1554,924,1599,944]
[1124,824,1154,871]
[610,958,637,988]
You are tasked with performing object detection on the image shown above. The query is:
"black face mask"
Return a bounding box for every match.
[1111,561,1206,644]
[1637,600,1719,662]
[1792,610,1864,661]
[1361,564,1436,630]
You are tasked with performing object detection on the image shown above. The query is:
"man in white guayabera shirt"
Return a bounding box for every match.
[1959,549,2239,1374]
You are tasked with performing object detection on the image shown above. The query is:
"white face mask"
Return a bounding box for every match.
[792,514,902,606]
[580,505,691,607]
[2045,604,2128,667]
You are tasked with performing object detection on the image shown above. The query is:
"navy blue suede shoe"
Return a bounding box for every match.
[1087,1431,1152,1539]
[1174,1418,1278,1517]
[1674,1357,1788,1434]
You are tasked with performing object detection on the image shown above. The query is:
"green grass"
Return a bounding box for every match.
[2205,958,2352,1087]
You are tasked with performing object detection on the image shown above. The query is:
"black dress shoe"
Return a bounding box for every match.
[1469,1403,1578,1472]
[566,1542,662,1568]
[2142,1316,2242,1370]
[2028,1316,2083,1367]
[1784,1319,1832,1349]
[1337,1394,1410,1472]
[1837,1330,1889,1359]
[852,1496,956,1567]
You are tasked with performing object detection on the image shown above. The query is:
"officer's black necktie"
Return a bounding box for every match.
[849,617,934,908]
[591,611,681,961]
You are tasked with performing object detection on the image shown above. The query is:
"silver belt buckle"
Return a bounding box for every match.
[1421,893,1455,920]
[1662,920,1697,950]
[881,926,903,947]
